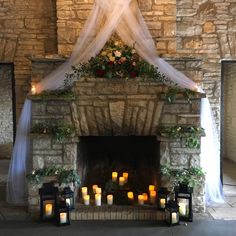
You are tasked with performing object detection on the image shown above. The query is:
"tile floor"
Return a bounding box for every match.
[207,159,236,220]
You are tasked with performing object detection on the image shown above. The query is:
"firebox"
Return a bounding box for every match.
[77,136,160,205]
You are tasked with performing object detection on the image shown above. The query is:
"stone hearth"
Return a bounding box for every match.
[27,57,205,220]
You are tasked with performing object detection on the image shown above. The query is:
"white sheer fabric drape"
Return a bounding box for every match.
[7,0,223,204]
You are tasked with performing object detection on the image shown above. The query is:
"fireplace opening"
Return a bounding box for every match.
[77,136,160,205]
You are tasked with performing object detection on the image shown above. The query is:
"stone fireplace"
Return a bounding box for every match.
[28,57,205,220]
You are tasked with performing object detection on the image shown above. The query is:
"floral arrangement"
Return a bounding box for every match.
[160,165,204,188]
[65,36,170,86]
[27,166,81,185]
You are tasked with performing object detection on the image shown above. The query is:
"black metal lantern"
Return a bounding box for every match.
[165,200,180,226]
[39,182,58,221]
[56,201,70,226]
[175,184,193,222]
[62,187,75,210]
[157,187,171,210]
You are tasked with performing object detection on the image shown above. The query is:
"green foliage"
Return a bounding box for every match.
[165,87,198,104]
[31,123,75,142]
[158,126,205,149]
[27,166,81,186]
[32,89,75,101]
[160,165,204,188]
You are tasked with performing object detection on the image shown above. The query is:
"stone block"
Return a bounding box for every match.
[170,154,189,166]
[33,155,45,169]
[46,103,70,115]
[64,143,77,164]
[32,137,51,150]
[163,103,190,113]
[31,102,46,115]
[45,155,63,165]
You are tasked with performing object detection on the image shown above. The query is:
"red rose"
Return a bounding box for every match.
[129,71,137,78]
[95,69,105,77]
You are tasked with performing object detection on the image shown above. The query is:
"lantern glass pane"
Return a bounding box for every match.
[177,198,189,217]
[65,198,71,207]
[171,212,179,224]
[160,198,166,209]
[43,200,55,219]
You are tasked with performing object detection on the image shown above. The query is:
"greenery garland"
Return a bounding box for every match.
[31,123,75,142]
[27,166,81,185]
[158,126,205,149]
[160,165,204,188]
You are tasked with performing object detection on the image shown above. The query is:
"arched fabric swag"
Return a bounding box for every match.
[7,0,224,205]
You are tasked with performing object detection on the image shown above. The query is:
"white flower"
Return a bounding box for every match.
[114,50,121,57]
[32,170,35,175]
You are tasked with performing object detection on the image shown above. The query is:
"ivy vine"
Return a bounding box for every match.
[158,126,205,149]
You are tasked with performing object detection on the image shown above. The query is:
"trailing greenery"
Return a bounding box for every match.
[27,166,81,186]
[32,89,75,101]
[158,126,205,149]
[160,165,204,188]
[31,123,75,142]
[165,87,198,104]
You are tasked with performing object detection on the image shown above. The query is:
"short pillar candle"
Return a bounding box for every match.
[107,194,113,205]
[150,190,156,204]
[112,172,118,182]
[95,194,101,206]
[92,185,98,194]
[138,195,144,205]
[81,187,88,198]
[123,172,128,183]
[119,176,125,186]
[83,195,90,205]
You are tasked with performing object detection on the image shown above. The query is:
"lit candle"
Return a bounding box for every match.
[119,176,125,186]
[81,187,88,198]
[142,193,148,202]
[107,194,113,205]
[83,194,90,205]
[160,198,166,209]
[123,172,128,183]
[112,172,118,182]
[179,202,187,216]
[31,85,36,95]
[138,195,144,205]
[95,194,101,206]
[92,185,98,194]
[60,212,67,224]
[172,212,178,224]
[45,203,53,216]
[127,191,134,200]
[150,190,156,204]
[65,198,71,206]
[95,187,102,194]
[149,185,155,192]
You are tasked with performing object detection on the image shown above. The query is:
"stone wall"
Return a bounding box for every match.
[222,61,236,163]
[0,0,57,118]
[0,64,13,159]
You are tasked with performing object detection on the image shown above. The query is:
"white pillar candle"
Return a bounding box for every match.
[60,212,67,224]
[127,192,134,200]
[112,172,118,182]
[81,187,88,198]
[83,195,90,205]
[160,198,166,209]
[142,193,148,202]
[171,212,178,224]
[31,85,36,95]
[138,195,144,205]
[119,176,125,186]
[45,203,53,216]
[92,185,98,194]
[149,185,155,192]
[150,190,156,204]
[65,198,71,206]
[107,194,113,205]
[179,202,187,216]
[123,172,128,183]
[95,187,102,194]
[95,194,101,206]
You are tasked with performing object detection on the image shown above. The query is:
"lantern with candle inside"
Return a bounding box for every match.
[56,201,70,226]
[165,200,179,226]
[175,184,193,222]
[39,182,58,221]
[157,187,171,210]
[62,187,74,210]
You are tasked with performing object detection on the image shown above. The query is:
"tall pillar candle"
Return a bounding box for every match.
[95,194,101,206]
